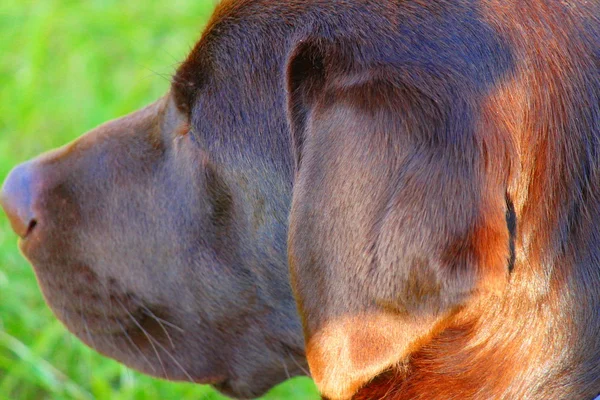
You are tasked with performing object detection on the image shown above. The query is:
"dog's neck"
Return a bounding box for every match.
[355,3,600,396]
[178,1,600,397]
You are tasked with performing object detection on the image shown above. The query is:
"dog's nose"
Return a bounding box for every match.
[0,162,38,238]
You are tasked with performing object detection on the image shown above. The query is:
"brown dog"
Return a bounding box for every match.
[2,1,600,399]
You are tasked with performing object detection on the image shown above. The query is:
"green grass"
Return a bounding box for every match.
[0,1,318,398]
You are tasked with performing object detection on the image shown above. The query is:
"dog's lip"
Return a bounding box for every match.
[16,220,49,258]
[17,230,38,257]
[10,219,38,252]
[4,212,37,239]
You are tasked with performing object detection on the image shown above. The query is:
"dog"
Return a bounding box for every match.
[2,0,600,399]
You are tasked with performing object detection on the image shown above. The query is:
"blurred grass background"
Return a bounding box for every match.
[0,1,318,399]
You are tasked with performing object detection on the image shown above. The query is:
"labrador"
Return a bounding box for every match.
[2,1,600,399]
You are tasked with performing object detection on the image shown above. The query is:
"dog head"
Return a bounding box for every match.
[0,2,307,398]
[3,1,600,400]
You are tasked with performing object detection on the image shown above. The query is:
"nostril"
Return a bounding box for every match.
[26,219,38,236]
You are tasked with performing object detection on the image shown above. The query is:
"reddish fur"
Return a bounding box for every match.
[4,1,598,399]
[278,1,600,398]
[344,1,600,400]
[350,2,600,398]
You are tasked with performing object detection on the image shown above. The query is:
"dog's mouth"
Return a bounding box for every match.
[15,218,235,385]
[17,220,67,266]
[11,217,38,240]
[38,273,170,342]
[46,283,225,383]
[19,253,196,376]
[16,219,40,253]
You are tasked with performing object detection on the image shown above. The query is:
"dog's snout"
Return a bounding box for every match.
[1,162,40,238]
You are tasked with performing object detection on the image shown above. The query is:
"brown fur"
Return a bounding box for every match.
[2,1,600,399]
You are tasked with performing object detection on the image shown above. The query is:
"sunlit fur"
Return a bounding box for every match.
[3,1,599,399]
[178,0,600,398]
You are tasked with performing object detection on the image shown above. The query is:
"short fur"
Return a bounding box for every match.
[1,1,599,399]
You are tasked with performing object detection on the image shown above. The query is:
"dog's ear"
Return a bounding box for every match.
[286,41,515,399]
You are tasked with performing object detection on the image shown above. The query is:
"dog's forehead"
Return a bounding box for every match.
[170,0,299,172]
[171,0,271,116]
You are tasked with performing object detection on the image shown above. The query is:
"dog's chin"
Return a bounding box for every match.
[45,296,231,385]
[20,255,223,386]
[25,254,306,397]
[212,347,309,400]
[212,376,283,400]
[212,380,269,400]
[212,380,255,399]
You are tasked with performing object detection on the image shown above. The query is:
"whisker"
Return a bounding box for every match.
[139,306,176,349]
[162,48,183,65]
[78,298,98,350]
[116,320,155,373]
[169,74,197,88]
[114,298,168,378]
[286,348,310,376]
[281,355,291,380]
[145,333,194,382]
[129,300,185,334]
[141,66,174,83]
[148,314,185,334]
